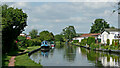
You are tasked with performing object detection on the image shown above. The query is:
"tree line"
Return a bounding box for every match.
[28,25,76,43]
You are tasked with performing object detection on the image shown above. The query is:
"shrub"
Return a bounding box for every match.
[112,39,115,46]
[17,36,27,48]
[107,39,110,45]
[87,36,95,45]
[80,38,87,46]
[115,39,119,46]
[90,43,96,49]
[104,45,109,49]
[73,40,79,43]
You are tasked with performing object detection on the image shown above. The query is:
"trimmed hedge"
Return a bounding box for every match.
[73,40,79,43]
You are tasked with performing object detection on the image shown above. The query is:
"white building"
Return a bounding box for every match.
[73,33,100,42]
[98,29,120,45]
[20,33,26,36]
[73,37,84,42]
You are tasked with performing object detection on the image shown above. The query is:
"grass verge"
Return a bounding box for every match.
[15,54,42,66]
[2,46,41,66]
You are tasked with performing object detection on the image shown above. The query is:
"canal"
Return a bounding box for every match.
[29,44,120,67]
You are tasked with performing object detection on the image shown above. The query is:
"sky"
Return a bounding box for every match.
[2,1,119,35]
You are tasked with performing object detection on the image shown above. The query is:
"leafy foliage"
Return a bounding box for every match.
[17,36,41,47]
[112,39,115,46]
[17,36,27,47]
[80,38,87,46]
[87,36,95,45]
[107,39,110,45]
[73,40,79,43]
[62,26,76,42]
[2,5,28,53]
[90,19,110,33]
[39,31,54,41]
[29,29,38,39]
[54,34,64,42]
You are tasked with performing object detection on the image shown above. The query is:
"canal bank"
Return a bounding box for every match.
[74,44,120,54]
[15,46,42,66]
[2,46,43,67]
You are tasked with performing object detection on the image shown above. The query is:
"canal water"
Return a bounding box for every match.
[29,44,120,67]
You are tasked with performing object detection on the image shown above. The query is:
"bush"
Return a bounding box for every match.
[90,43,100,49]
[107,39,110,45]
[80,38,87,46]
[25,40,33,47]
[87,36,95,45]
[103,45,109,49]
[73,40,79,43]
[115,39,119,46]
[17,36,41,47]
[90,43,95,49]
[17,36,27,48]
[32,39,41,46]
[112,39,115,46]
[25,39,41,47]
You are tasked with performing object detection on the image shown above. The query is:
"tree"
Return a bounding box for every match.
[39,31,54,41]
[90,19,110,33]
[55,34,64,42]
[29,29,38,39]
[87,36,95,46]
[62,26,76,42]
[2,5,28,53]
[110,26,115,29]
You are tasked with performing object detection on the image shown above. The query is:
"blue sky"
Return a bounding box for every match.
[4,2,118,35]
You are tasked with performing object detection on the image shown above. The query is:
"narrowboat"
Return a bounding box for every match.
[41,41,50,51]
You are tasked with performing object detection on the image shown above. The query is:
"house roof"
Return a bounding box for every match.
[80,33,100,37]
[73,33,100,38]
[101,28,120,34]
[105,28,120,32]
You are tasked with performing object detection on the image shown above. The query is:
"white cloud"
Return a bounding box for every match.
[31,18,41,23]
[83,2,111,9]
[8,2,118,34]
[9,2,28,8]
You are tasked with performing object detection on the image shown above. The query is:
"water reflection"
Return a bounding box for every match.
[64,45,76,62]
[29,44,120,67]
[81,48,120,67]
[41,51,49,57]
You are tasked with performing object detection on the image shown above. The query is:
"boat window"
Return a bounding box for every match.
[45,41,47,44]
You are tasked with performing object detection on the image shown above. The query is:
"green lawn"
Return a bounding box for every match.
[2,46,42,66]
[15,54,42,66]
[27,46,40,52]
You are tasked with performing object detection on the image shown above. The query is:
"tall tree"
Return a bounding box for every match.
[29,29,38,39]
[62,26,76,42]
[55,34,64,42]
[39,31,54,41]
[90,19,110,33]
[2,5,28,53]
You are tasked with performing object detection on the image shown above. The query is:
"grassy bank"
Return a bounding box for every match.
[15,54,42,66]
[2,46,41,66]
